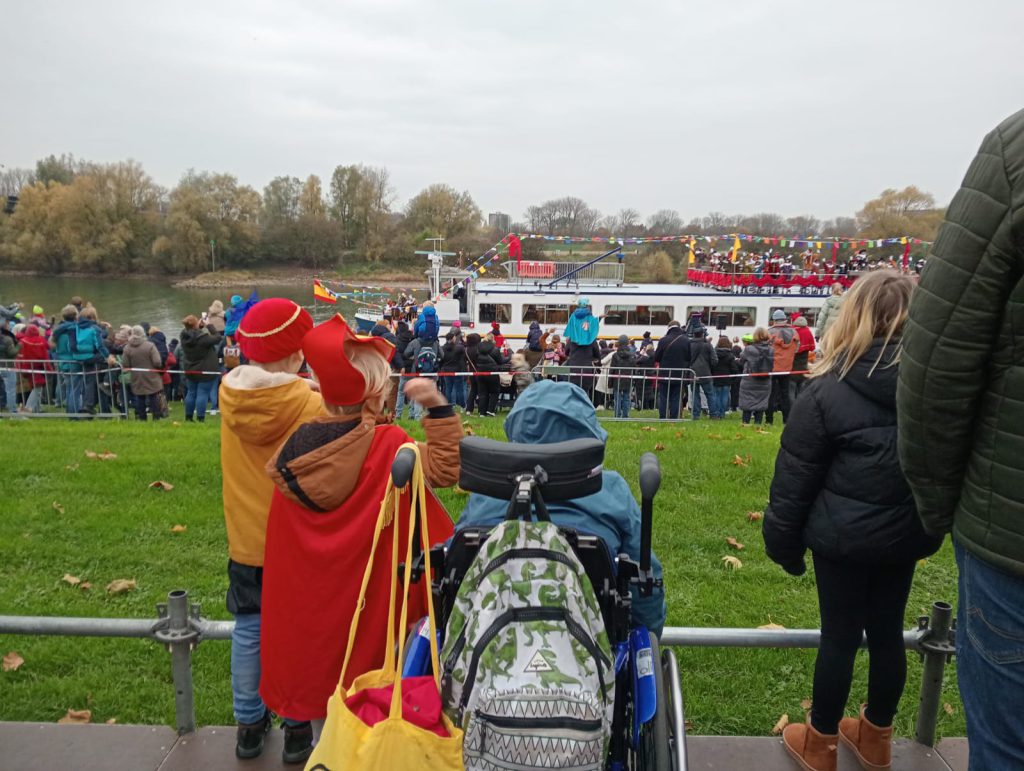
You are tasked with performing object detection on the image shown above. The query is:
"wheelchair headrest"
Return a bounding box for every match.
[458,435,604,502]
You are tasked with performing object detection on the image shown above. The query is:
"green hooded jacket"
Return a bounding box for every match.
[897,108,1024,576]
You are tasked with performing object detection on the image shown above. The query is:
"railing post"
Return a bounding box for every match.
[914,601,955,747]
[154,589,201,735]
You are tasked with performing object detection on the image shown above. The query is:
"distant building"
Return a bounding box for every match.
[488,211,511,233]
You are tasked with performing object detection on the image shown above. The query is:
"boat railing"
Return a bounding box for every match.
[503,260,625,286]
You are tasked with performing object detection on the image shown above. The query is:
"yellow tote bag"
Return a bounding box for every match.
[305,443,464,771]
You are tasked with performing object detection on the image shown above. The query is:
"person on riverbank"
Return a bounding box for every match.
[207,299,227,335]
[816,283,845,343]
[654,320,690,419]
[766,310,798,425]
[14,324,49,413]
[738,329,773,425]
[0,318,21,413]
[219,298,321,762]
[259,313,460,748]
[764,272,941,771]
[121,325,164,421]
[179,315,222,422]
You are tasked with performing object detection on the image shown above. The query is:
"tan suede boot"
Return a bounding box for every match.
[838,706,893,769]
[782,718,838,771]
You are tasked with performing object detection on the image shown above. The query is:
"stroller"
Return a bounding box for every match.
[396,435,688,770]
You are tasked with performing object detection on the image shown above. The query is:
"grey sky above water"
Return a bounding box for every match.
[1,0,1021,226]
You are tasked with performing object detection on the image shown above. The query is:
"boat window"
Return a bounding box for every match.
[478,303,512,324]
[521,304,572,325]
[769,307,820,328]
[685,306,757,328]
[603,305,675,326]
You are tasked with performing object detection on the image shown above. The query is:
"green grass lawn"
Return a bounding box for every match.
[0,408,964,737]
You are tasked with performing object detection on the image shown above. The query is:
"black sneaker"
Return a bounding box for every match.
[235,711,272,759]
[282,721,313,764]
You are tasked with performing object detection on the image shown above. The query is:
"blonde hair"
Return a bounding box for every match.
[752,327,770,344]
[831,282,844,296]
[80,307,98,321]
[813,271,913,381]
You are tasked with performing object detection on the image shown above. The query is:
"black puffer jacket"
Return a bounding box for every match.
[179,327,222,382]
[764,339,942,571]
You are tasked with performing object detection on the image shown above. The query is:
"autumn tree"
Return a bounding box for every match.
[153,171,261,273]
[329,164,395,259]
[647,209,683,234]
[262,176,301,223]
[856,186,944,240]
[35,153,78,186]
[524,197,602,235]
[299,175,325,219]
[404,184,482,247]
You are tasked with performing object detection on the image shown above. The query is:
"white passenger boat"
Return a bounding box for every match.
[405,250,836,342]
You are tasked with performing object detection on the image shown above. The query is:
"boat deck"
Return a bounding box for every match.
[0,722,969,770]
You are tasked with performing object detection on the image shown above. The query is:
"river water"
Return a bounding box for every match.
[0,275,408,335]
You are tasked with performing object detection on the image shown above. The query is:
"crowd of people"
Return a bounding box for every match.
[691,248,928,279]
[0,292,258,420]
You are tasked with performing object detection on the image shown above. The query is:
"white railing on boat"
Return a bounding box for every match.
[503,261,625,286]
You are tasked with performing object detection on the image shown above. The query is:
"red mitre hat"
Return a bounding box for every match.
[302,314,394,406]
[237,298,313,363]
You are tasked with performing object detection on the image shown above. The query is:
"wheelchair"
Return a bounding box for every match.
[396,435,688,770]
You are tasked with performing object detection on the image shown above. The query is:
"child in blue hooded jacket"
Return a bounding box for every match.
[455,379,667,636]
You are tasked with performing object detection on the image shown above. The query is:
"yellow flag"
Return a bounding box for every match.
[732,235,741,262]
[688,238,697,264]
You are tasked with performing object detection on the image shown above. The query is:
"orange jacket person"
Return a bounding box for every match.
[259,314,461,745]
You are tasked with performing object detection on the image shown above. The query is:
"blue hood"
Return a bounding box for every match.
[504,380,607,444]
[421,305,437,319]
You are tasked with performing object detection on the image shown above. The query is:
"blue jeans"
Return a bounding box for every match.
[60,371,84,414]
[713,385,730,418]
[395,375,422,419]
[210,374,221,410]
[614,389,631,418]
[1,369,16,411]
[955,541,1024,769]
[443,374,466,409]
[231,612,266,724]
[657,380,684,419]
[692,380,715,419]
[185,378,215,421]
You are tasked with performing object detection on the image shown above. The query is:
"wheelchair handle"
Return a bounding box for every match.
[639,453,661,499]
[392,447,417,488]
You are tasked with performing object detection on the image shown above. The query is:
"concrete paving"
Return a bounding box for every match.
[0,722,970,770]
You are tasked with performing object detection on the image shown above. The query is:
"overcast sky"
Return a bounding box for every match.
[2,1,1021,225]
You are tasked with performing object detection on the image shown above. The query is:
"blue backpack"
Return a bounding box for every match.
[417,312,439,342]
[70,325,102,362]
[415,343,439,374]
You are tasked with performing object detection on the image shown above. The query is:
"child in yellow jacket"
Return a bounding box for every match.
[219,298,323,763]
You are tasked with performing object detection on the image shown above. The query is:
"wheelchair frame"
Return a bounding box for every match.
[396,437,688,770]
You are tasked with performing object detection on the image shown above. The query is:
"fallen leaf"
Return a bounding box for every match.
[707,433,722,440]
[755,427,769,435]
[172,421,181,427]
[453,486,469,496]
[674,430,684,438]
[758,622,786,630]
[747,511,764,523]
[97,433,106,440]
[98,451,117,461]
[734,433,743,439]
[684,719,693,731]
[169,524,187,534]
[918,559,928,567]
[65,463,79,471]
[105,718,117,725]
[106,579,137,595]
[84,450,98,459]
[771,713,790,735]
[725,536,745,550]
[721,555,743,570]
[79,582,92,591]
[654,442,666,451]
[641,425,655,432]
[62,574,82,587]
[943,703,954,716]
[58,708,92,725]
[463,425,475,436]
[149,480,174,491]
[800,698,813,711]
[3,651,25,672]
[731,454,748,467]
[52,501,65,514]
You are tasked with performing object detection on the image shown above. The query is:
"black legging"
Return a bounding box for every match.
[475,374,500,415]
[766,374,791,424]
[810,554,916,735]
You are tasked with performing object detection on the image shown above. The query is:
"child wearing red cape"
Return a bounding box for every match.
[259,314,461,745]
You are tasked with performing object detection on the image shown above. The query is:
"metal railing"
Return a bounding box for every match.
[0,592,956,746]
[0,360,131,418]
[503,260,625,286]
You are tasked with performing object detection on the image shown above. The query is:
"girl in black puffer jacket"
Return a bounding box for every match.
[764,272,941,771]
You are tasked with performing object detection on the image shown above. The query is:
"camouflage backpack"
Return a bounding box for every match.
[441,520,614,770]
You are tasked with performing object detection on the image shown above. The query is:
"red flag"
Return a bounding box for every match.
[831,241,839,266]
[903,241,912,270]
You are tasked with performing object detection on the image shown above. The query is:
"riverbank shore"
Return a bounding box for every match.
[0,268,428,290]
